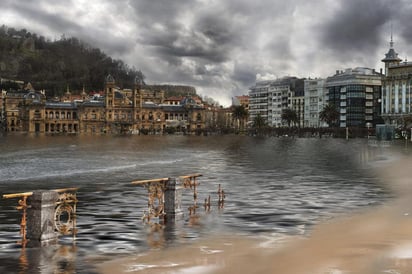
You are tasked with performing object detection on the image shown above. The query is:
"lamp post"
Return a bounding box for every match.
[366,122,372,139]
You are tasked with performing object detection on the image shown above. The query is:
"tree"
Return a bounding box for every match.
[281,108,298,127]
[232,105,248,130]
[252,113,266,129]
[319,104,339,127]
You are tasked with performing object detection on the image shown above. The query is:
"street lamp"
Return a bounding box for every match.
[366,122,372,139]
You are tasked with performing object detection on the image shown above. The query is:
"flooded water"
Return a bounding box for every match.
[0,135,395,273]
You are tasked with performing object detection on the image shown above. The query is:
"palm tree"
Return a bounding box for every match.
[252,113,266,129]
[281,108,298,127]
[232,105,248,130]
[319,104,339,127]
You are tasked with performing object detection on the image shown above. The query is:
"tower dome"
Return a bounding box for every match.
[382,36,402,64]
[105,74,115,83]
[134,76,143,86]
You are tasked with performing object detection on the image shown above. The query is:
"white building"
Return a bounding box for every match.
[249,81,270,125]
[304,78,327,127]
[249,77,304,127]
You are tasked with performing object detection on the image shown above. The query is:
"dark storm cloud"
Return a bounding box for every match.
[321,0,401,59]
[127,0,300,99]
[1,0,133,55]
[131,1,236,63]
[7,0,412,105]
[397,3,412,44]
[2,0,81,34]
[232,63,257,87]
[195,13,238,46]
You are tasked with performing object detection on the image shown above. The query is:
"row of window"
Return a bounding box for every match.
[44,111,78,120]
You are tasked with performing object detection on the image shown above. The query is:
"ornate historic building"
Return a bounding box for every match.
[381,37,412,126]
[1,75,206,134]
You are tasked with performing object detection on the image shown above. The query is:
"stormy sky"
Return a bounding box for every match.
[2,0,412,106]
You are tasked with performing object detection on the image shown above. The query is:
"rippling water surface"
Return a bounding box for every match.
[0,135,392,273]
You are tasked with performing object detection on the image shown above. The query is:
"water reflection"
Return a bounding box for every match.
[0,136,397,273]
[17,244,80,274]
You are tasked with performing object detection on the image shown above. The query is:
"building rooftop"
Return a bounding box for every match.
[382,37,402,63]
[45,102,78,109]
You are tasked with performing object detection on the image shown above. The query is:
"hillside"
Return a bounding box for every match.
[145,85,196,97]
[0,26,146,97]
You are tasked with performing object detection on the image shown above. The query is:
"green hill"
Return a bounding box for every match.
[0,25,145,97]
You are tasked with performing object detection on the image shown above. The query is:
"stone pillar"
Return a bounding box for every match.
[164,178,184,223]
[27,190,58,245]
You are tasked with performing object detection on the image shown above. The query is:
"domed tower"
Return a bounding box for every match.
[133,76,143,108]
[382,34,402,75]
[81,85,88,101]
[105,74,116,108]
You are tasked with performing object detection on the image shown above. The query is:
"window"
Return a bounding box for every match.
[34,110,41,119]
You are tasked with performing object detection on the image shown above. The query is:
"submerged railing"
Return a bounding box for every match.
[132,173,225,224]
[2,173,225,248]
[3,188,78,247]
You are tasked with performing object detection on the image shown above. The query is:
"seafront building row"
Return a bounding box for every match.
[2,38,412,134]
[247,38,412,129]
[0,75,232,134]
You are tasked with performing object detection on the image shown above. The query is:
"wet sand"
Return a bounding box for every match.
[98,154,412,274]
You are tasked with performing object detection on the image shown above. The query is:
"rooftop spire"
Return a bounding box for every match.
[382,25,402,73]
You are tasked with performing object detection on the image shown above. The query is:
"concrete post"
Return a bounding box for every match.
[27,190,58,245]
[164,178,184,223]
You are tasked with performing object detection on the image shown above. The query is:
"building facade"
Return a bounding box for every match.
[381,38,412,126]
[249,77,304,127]
[326,67,382,128]
[304,78,327,127]
[1,75,206,134]
[232,95,250,109]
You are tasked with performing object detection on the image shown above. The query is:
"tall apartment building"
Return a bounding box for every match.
[249,77,304,127]
[326,67,382,128]
[304,78,327,127]
[290,79,305,127]
[381,37,412,126]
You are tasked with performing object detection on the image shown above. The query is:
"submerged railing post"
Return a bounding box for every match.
[27,190,59,244]
[3,187,78,247]
[132,173,225,225]
[164,178,183,223]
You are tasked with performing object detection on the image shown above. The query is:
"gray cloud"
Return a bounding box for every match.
[3,0,81,34]
[2,0,412,105]
[321,0,401,60]
[232,63,257,87]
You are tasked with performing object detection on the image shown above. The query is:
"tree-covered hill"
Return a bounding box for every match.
[0,25,145,97]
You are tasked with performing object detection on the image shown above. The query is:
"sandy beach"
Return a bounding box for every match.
[98,153,412,274]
